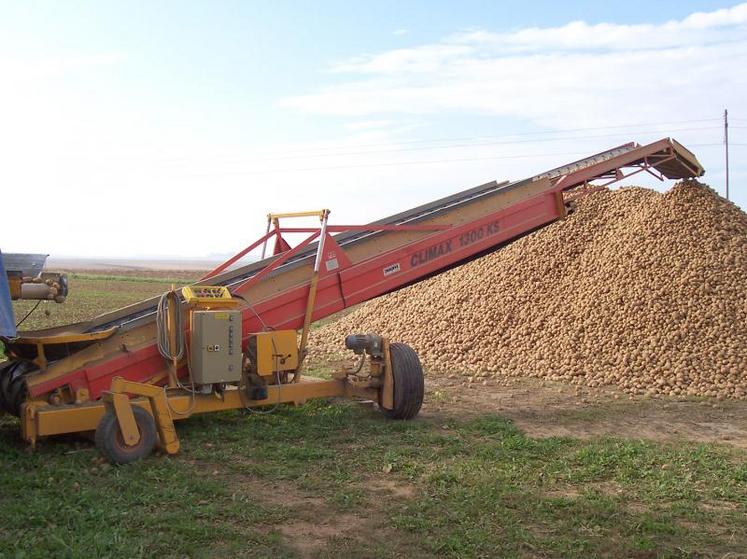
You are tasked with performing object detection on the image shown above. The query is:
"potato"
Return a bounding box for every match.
[309,181,747,400]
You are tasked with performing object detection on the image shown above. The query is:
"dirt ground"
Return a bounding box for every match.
[424,375,747,449]
[203,377,746,558]
[199,462,427,559]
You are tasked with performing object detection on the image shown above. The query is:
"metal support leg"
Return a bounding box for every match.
[109,392,140,446]
[109,377,180,455]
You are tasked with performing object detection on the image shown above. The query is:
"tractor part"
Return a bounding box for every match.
[9,273,69,303]
[2,252,69,303]
[1,251,69,338]
[0,360,35,415]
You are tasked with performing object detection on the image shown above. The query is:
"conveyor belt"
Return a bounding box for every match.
[0,137,705,417]
[16,140,677,336]
[86,177,516,332]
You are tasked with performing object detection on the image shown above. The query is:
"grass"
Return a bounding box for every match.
[0,414,293,558]
[0,402,745,558]
[1,272,745,557]
[9,276,178,332]
[68,272,196,285]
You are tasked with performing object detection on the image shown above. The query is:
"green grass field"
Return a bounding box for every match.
[1,274,745,558]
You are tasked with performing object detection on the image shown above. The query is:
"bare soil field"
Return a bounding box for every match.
[425,376,747,450]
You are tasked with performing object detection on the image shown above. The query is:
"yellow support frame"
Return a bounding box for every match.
[267,210,327,220]
[13,327,119,371]
[21,374,383,452]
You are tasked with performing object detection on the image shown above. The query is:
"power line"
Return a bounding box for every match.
[158,125,722,168]
[267,117,723,154]
[252,125,721,161]
[165,138,746,178]
[183,148,665,177]
[688,142,732,147]
[177,136,744,177]
[151,117,723,165]
[724,109,730,201]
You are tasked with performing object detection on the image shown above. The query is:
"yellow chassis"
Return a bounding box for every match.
[20,339,395,455]
[21,375,383,451]
[13,218,403,460]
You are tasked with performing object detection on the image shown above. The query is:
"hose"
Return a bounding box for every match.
[156,291,184,361]
[156,290,197,415]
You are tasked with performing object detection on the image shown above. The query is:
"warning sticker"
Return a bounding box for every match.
[383,263,401,276]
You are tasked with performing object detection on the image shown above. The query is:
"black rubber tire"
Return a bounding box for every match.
[0,360,14,413]
[0,361,34,416]
[382,342,424,420]
[95,406,157,465]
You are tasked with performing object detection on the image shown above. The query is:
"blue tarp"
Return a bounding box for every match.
[0,249,16,337]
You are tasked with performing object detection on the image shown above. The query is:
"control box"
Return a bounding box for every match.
[248,330,299,375]
[190,310,243,384]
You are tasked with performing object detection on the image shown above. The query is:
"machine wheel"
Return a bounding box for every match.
[382,343,424,420]
[0,360,14,412]
[95,406,157,465]
[0,360,35,416]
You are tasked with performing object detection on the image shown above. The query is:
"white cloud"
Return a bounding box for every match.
[450,3,747,53]
[331,44,473,74]
[280,3,747,129]
[681,2,747,28]
[393,28,409,36]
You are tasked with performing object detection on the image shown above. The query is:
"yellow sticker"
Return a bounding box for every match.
[214,313,229,320]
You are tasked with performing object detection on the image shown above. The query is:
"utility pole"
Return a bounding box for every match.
[724,109,730,201]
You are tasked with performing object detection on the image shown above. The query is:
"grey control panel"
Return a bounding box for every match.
[190,310,243,384]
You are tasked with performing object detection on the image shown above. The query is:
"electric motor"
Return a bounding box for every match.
[344,334,384,357]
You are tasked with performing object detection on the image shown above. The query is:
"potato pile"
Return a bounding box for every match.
[310,180,747,399]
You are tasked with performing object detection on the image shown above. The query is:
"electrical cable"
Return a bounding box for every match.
[152,117,724,164]
[15,300,41,328]
[240,341,283,415]
[185,149,634,177]
[164,331,198,417]
[156,291,184,361]
[347,354,367,379]
[237,125,722,162]
[156,290,198,416]
[229,291,284,415]
[230,292,271,330]
[188,127,732,178]
[181,127,725,177]
[273,117,722,152]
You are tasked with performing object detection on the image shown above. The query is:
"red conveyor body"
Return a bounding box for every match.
[3,138,703,406]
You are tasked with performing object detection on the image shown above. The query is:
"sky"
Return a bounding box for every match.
[1,0,745,259]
